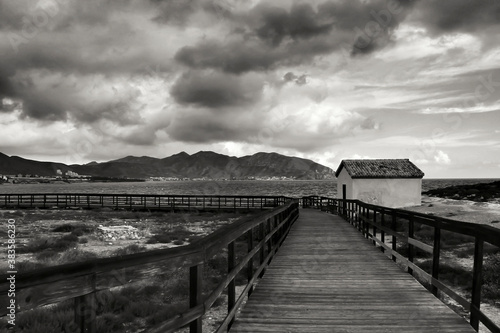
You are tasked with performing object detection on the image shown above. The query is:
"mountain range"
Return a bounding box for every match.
[0,151,335,180]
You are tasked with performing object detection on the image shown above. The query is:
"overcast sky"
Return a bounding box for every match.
[1,0,499,178]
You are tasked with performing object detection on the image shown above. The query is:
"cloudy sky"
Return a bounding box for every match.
[1,0,499,178]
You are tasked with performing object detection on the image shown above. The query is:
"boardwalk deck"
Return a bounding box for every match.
[230,209,475,333]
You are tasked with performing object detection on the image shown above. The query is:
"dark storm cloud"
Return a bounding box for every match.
[175,0,413,73]
[174,40,284,74]
[14,83,143,124]
[410,0,500,34]
[150,0,199,25]
[0,64,143,124]
[170,71,263,108]
[283,72,307,86]
[168,113,252,143]
[0,0,130,31]
[316,0,414,55]
[254,3,334,46]
[0,1,168,124]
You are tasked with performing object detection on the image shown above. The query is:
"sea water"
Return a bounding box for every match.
[0,179,498,198]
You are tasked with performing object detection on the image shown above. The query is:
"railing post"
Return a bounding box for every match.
[228,241,236,330]
[361,206,365,235]
[266,218,272,260]
[357,204,361,231]
[259,222,265,278]
[364,207,368,238]
[342,184,347,217]
[408,215,415,275]
[373,210,377,246]
[351,202,355,222]
[274,215,279,249]
[431,226,441,297]
[189,264,203,333]
[470,238,484,331]
[247,229,254,297]
[391,211,397,262]
[380,210,385,253]
[74,292,97,333]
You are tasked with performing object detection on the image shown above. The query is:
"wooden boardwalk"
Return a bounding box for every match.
[230,209,475,333]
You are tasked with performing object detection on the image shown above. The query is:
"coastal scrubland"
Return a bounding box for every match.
[0,208,259,333]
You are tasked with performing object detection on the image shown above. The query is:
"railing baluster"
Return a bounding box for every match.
[408,215,415,275]
[267,218,272,258]
[391,211,397,262]
[380,210,385,253]
[189,264,203,333]
[364,207,368,238]
[431,226,441,297]
[470,238,484,331]
[259,222,265,278]
[247,229,254,297]
[74,292,97,333]
[228,241,236,330]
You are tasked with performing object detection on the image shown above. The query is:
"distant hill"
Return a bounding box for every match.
[0,152,71,176]
[0,151,335,180]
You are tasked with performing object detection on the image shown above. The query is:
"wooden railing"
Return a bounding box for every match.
[0,193,291,211]
[304,196,500,333]
[0,198,299,333]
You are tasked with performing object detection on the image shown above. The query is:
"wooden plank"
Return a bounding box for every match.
[230,209,475,333]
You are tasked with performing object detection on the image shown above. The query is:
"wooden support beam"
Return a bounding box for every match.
[190,264,203,333]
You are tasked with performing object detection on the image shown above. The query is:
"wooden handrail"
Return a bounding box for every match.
[0,193,293,211]
[306,196,500,333]
[0,197,299,333]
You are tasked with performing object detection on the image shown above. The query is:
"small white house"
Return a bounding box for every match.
[335,159,424,208]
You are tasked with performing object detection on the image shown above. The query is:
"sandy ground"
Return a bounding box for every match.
[0,209,242,271]
[405,195,500,228]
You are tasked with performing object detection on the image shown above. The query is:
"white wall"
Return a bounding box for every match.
[352,178,422,208]
[336,168,353,199]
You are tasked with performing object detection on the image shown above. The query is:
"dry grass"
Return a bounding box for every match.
[0,208,259,333]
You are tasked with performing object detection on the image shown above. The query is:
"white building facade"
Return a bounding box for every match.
[336,159,424,208]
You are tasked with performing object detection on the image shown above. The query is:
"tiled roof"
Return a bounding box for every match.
[335,159,424,179]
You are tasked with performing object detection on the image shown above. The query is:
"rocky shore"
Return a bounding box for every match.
[424,180,500,203]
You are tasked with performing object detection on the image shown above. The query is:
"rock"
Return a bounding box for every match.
[96,225,143,241]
